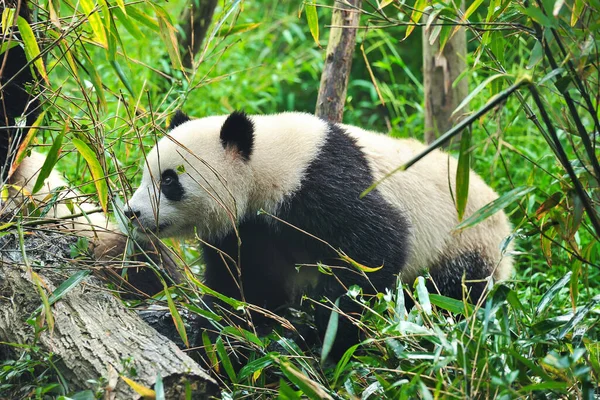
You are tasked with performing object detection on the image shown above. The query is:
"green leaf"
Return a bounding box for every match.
[153,5,182,69]
[0,40,19,56]
[220,326,263,348]
[527,40,544,70]
[109,60,135,97]
[320,297,340,363]
[16,15,48,84]
[32,130,65,194]
[217,22,262,37]
[279,359,333,399]
[332,343,359,387]
[305,3,319,45]
[112,6,144,39]
[79,0,108,47]
[201,331,218,370]
[535,272,572,315]
[162,284,189,348]
[558,295,600,339]
[429,294,473,315]
[80,51,106,110]
[126,5,159,31]
[72,138,109,213]
[452,73,507,117]
[216,337,237,383]
[455,186,535,231]
[238,354,277,380]
[456,128,471,221]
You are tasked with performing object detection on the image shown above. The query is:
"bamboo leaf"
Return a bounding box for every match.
[9,110,47,179]
[31,271,54,333]
[79,0,108,48]
[16,15,48,84]
[378,0,394,8]
[215,337,237,383]
[429,294,473,315]
[154,5,182,69]
[0,40,19,56]
[558,295,600,339]
[162,284,189,348]
[415,277,432,315]
[238,354,276,380]
[455,186,535,231]
[72,138,109,213]
[121,376,155,398]
[32,129,65,194]
[321,297,340,363]
[571,0,583,27]
[280,359,333,399]
[1,8,16,35]
[405,0,428,39]
[456,128,471,221]
[201,331,219,372]
[452,73,507,117]
[217,22,262,37]
[305,3,319,45]
[340,253,383,272]
[535,272,572,315]
[463,0,485,21]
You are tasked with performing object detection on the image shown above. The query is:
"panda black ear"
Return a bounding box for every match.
[220,111,254,160]
[169,110,191,130]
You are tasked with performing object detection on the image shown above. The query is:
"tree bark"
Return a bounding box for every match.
[0,232,217,399]
[315,0,362,123]
[178,0,218,69]
[422,8,468,145]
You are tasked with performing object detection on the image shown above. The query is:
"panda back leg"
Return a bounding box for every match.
[426,251,495,304]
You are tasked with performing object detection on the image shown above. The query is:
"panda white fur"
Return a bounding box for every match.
[3,150,126,260]
[125,110,513,354]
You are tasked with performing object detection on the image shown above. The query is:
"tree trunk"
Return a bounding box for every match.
[0,232,217,399]
[315,0,362,123]
[178,0,218,69]
[422,9,468,145]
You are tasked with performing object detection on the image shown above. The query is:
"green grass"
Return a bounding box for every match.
[1,0,599,398]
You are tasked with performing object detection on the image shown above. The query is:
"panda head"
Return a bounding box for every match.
[125,110,255,240]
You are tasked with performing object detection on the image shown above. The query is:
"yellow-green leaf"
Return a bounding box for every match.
[456,128,471,221]
[121,376,155,398]
[16,16,48,84]
[72,138,109,213]
[79,0,108,48]
[455,186,535,231]
[217,22,262,37]
[305,3,319,45]
[340,253,383,273]
[9,110,47,179]
[405,0,428,39]
[1,8,16,35]
[162,283,189,348]
[378,0,395,9]
[31,270,54,333]
[154,5,182,69]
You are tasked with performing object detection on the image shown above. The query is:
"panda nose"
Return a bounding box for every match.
[124,209,140,220]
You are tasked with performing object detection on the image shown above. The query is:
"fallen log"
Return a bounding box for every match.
[0,231,217,399]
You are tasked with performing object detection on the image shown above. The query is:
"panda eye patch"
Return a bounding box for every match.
[160,169,185,201]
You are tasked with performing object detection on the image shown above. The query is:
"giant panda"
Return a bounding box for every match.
[125,110,513,356]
